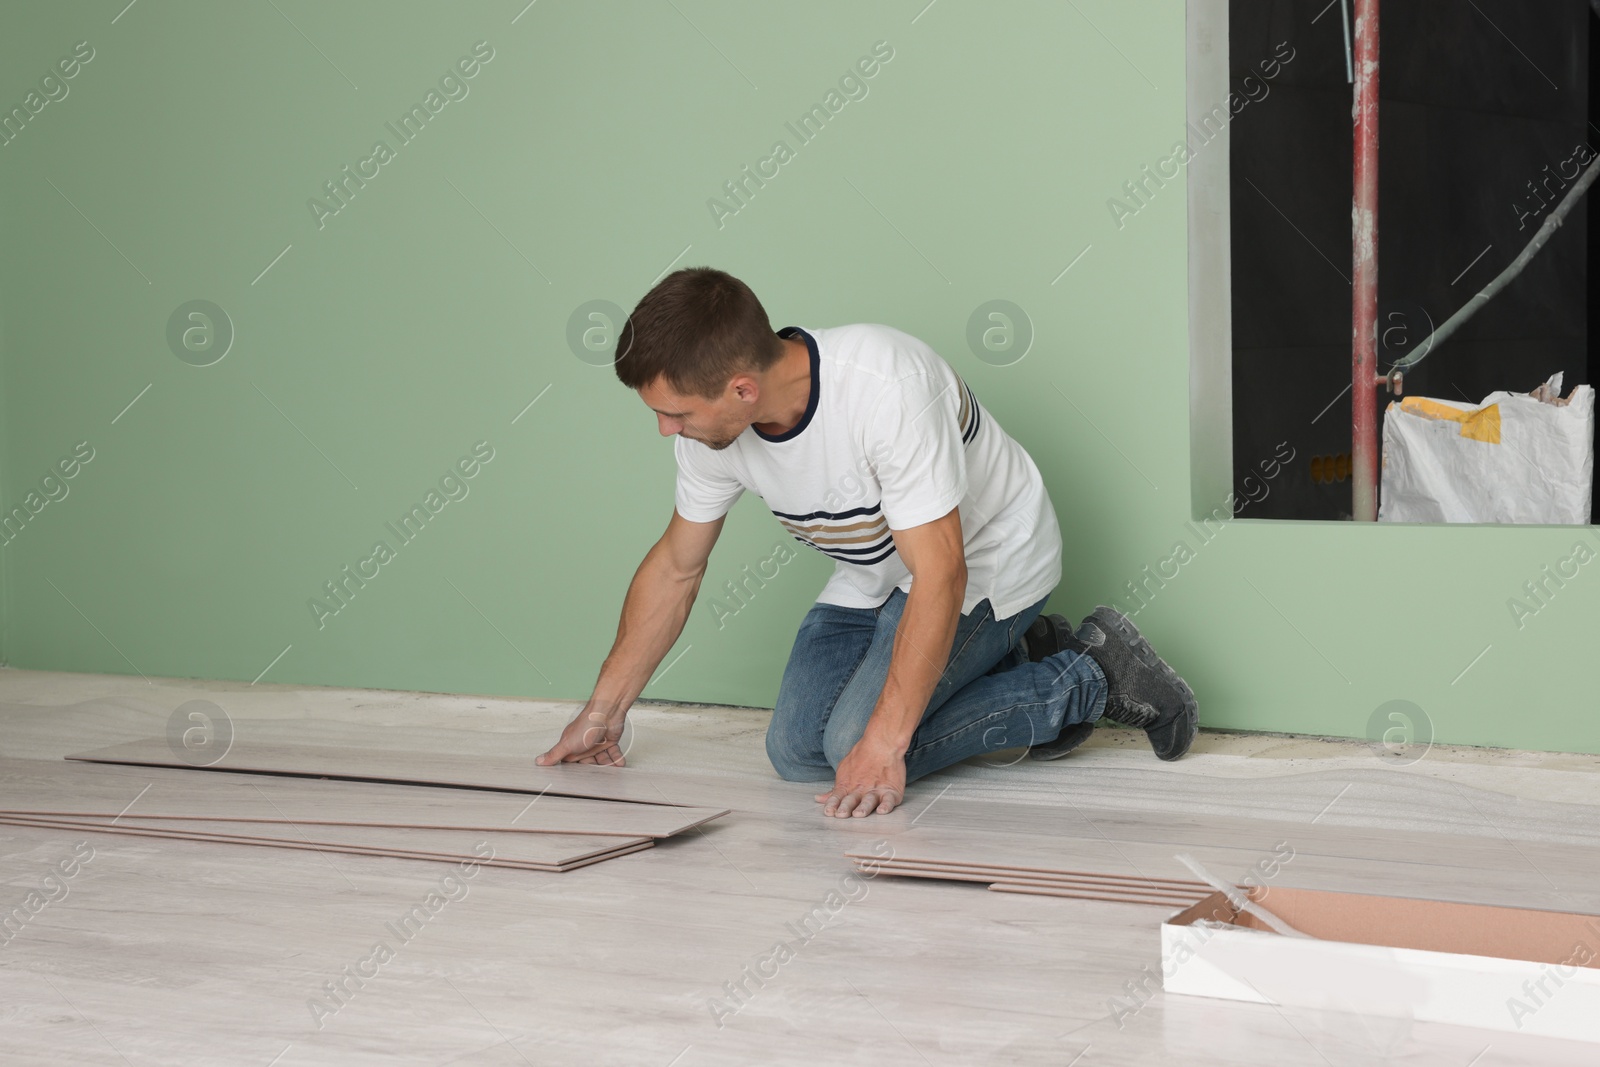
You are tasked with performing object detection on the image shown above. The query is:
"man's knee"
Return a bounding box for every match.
[765,722,831,782]
[821,718,867,770]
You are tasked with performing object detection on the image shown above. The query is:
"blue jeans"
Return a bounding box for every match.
[766,589,1108,783]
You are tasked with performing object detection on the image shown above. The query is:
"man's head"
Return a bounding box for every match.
[615,267,785,450]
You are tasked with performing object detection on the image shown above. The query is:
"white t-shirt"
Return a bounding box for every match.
[673,324,1062,620]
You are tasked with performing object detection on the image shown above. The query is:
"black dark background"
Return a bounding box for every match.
[1229,0,1592,520]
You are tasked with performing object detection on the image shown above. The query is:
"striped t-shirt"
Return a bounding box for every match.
[672,323,1061,620]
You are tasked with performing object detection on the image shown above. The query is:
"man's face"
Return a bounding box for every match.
[639,376,750,451]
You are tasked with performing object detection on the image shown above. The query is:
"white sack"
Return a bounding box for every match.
[1379,372,1594,524]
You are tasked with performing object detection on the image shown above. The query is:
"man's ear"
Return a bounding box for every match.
[729,374,760,404]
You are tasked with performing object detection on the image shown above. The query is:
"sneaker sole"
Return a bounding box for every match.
[1089,605,1198,760]
[1024,614,1074,662]
[1026,719,1096,761]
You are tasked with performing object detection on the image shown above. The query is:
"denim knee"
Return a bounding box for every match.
[765,721,832,782]
[821,719,866,770]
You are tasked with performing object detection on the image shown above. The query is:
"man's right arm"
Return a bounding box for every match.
[535,508,723,766]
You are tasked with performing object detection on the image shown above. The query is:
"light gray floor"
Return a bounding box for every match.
[2,668,1599,1066]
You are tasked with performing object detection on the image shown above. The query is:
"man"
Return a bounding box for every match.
[537,268,1197,818]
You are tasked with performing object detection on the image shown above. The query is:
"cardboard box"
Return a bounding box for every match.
[1161,886,1600,1044]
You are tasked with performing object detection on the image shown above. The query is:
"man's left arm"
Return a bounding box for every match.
[816,506,966,818]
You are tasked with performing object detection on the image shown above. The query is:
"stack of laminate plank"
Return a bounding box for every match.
[0,740,730,874]
[63,736,716,806]
[846,826,1209,907]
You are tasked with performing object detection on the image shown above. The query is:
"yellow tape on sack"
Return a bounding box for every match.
[1392,396,1502,444]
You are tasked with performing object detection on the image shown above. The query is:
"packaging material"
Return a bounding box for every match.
[1378,372,1594,523]
[1162,885,1600,1043]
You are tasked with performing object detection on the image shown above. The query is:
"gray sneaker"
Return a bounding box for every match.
[1019,613,1073,664]
[1074,606,1198,761]
[1026,719,1096,761]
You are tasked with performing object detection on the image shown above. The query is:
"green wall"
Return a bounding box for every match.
[1,0,1593,755]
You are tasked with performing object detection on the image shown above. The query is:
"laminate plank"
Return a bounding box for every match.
[858,859,1204,894]
[0,756,726,836]
[848,826,1205,882]
[850,863,1191,906]
[989,882,1195,908]
[1,813,648,866]
[0,807,706,838]
[859,867,1203,904]
[857,857,1203,895]
[0,815,653,871]
[64,737,726,809]
[860,856,1207,890]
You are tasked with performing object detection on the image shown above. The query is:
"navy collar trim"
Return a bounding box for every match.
[755,326,820,442]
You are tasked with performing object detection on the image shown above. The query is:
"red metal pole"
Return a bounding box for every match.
[1351,0,1380,521]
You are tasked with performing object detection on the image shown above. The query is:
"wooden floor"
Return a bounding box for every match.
[3,669,1600,1066]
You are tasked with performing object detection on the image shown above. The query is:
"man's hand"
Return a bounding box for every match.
[535,509,724,770]
[536,705,627,766]
[815,734,907,818]
[811,508,963,819]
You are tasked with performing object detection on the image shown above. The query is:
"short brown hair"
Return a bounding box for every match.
[614,267,784,398]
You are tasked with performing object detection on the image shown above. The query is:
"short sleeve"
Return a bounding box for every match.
[673,434,745,522]
[867,371,969,530]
